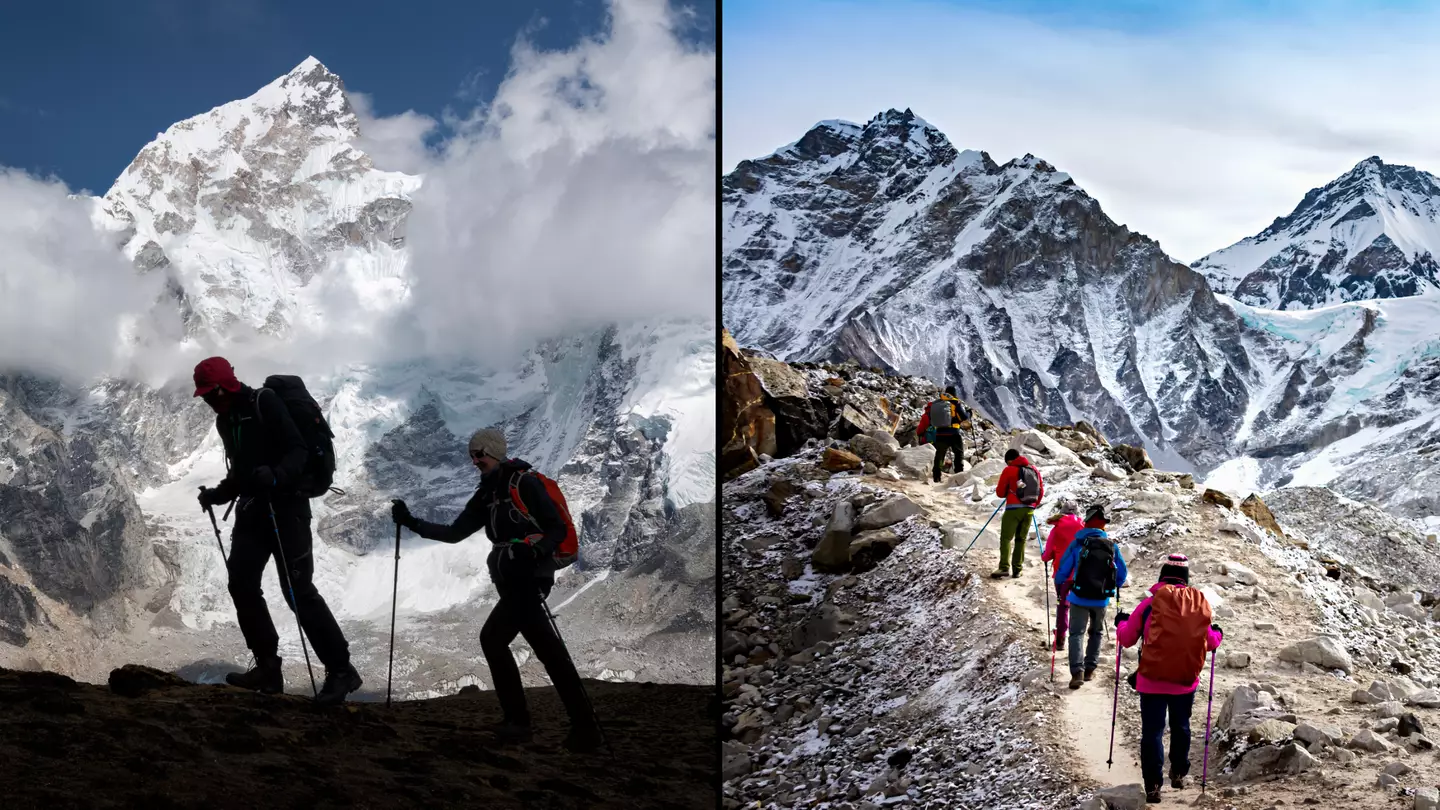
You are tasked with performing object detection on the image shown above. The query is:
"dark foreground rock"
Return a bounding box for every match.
[0,665,715,809]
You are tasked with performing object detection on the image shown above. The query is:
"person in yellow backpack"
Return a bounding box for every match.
[916,385,971,483]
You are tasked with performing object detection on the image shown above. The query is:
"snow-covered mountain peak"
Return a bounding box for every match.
[1194,155,1440,310]
[95,57,418,338]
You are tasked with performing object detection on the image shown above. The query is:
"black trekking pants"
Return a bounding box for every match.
[480,579,591,728]
[932,433,964,482]
[227,496,350,670]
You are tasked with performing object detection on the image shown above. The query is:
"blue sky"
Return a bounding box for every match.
[723,0,1440,262]
[0,0,713,194]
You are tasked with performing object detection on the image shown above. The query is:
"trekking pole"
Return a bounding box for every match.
[266,499,318,698]
[1107,577,1123,770]
[542,596,616,760]
[1034,515,1052,664]
[955,501,1005,568]
[198,487,228,563]
[387,517,401,707]
[1201,647,1218,796]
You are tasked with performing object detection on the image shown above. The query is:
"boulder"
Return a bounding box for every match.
[1375,701,1405,719]
[1405,689,1440,709]
[1075,420,1109,447]
[892,445,936,480]
[722,740,752,781]
[1092,784,1147,810]
[1128,491,1178,514]
[848,434,898,467]
[1090,460,1126,482]
[1112,443,1153,472]
[820,447,863,472]
[1416,787,1439,810]
[1203,489,1235,509]
[1219,685,1274,733]
[1249,719,1297,744]
[720,330,778,479]
[762,478,799,518]
[967,458,1007,481]
[1279,637,1355,674]
[790,603,854,651]
[834,394,898,439]
[856,496,924,532]
[813,502,855,572]
[108,665,189,697]
[1294,722,1344,747]
[1230,742,1316,782]
[1240,493,1285,537]
[1348,729,1395,753]
[1392,603,1427,621]
[1382,760,1413,777]
[1399,712,1425,737]
[1225,652,1252,669]
[1356,590,1386,612]
[849,529,904,573]
[1224,562,1261,586]
[1014,430,1083,467]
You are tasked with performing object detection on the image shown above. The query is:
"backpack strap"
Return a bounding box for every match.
[506,470,544,545]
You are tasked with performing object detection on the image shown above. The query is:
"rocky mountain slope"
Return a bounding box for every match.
[721,111,1440,522]
[1194,158,1440,310]
[722,357,1440,809]
[0,58,714,692]
[0,664,714,809]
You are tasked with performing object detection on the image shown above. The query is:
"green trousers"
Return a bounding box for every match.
[998,507,1034,573]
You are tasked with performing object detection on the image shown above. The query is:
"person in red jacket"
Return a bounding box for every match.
[991,449,1044,578]
[1040,498,1083,651]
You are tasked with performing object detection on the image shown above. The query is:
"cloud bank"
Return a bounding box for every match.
[722,0,1440,262]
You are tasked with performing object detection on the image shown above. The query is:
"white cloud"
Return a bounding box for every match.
[0,170,168,383]
[375,0,716,366]
[722,1,1440,262]
[349,91,438,176]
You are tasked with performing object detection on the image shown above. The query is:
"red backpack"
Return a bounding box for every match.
[1137,584,1212,685]
[508,470,580,569]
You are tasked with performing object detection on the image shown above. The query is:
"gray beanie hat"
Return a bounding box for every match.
[468,428,507,460]
[1055,497,1079,516]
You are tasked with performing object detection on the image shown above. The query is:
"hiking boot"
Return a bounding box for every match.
[1053,637,1065,652]
[564,723,604,753]
[225,656,283,694]
[1127,671,1140,690]
[1010,567,1022,578]
[1084,668,1096,682]
[1068,674,1083,689]
[990,568,1008,579]
[1145,786,1162,803]
[315,664,363,706]
[1170,774,1186,789]
[487,722,534,743]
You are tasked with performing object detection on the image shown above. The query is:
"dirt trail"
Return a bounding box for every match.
[882,479,1214,799]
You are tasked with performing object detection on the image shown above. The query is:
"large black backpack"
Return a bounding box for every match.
[256,375,337,498]
[1070,533,1117,600]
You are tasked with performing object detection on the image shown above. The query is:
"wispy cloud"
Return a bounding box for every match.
[723,0,1440,261]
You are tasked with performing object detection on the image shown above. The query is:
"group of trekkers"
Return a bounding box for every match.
[918,387,1225,804]
[190,356,603,752]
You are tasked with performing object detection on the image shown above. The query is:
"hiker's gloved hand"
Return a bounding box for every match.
[391,499,417,529]
[1211,623,1223,638]
[250,466,276,491]
[198,486,228,508]
[1115,611,1131,622]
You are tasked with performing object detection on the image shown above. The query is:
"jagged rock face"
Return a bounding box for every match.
[1195,157,1440,310]
[723,109,1261,470]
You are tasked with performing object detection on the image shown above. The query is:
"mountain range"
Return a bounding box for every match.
[722,108,1440,521]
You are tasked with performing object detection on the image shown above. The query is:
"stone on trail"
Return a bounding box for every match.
[1093,783,1147,810]
[892,445,935,480]
[855,496,924,532]
[812,501,855,572]
[1405,689,1440,709]
[1348,728,1395,753]
[1202,488,1235,509]
[1225,652,1252,669]
[1224,562,1260,586]
[1415,786,1439,810]
[1278,636,1354,674]
[1294,722,1343,746]
[821,447,863,472]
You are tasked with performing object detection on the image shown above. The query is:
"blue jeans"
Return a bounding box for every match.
[1140,691,1196,789]
[1067,603,1105,674]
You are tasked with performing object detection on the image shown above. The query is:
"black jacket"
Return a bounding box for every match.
[211,384,309,503]
[409,459,567,554]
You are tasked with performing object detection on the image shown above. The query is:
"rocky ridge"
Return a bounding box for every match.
[722,356,1440,809]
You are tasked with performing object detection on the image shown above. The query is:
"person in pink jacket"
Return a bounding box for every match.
[1115,554,1223,804]
[1039,498,1083,651]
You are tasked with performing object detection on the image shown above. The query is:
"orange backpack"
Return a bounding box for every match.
[1137,584,1212,685]
[509,470,580,569]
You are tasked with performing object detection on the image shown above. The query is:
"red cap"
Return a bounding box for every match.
[193,357,241,397]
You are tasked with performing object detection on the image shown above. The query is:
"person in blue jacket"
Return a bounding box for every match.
[1054,504,1128,689]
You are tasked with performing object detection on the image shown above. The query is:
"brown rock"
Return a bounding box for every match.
[1203,488,1236,509]
[825,377,845,387]
[720,329,777,479]
[1241,494,1285,538]
[1113,443,1153,472]
[109,665,189,698]
[763,478,798,517]
[820,448,862,472]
